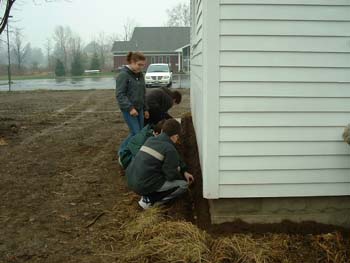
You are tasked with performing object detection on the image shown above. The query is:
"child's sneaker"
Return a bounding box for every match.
[118,156,125,170]
[138,196,152,210]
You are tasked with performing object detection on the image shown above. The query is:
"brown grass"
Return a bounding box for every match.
[116,207,211,263]
[111,207,350,263]
[311,232,350,263]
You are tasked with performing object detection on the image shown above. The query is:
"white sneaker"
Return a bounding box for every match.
[118,156,124,169]
[138,196,152,210]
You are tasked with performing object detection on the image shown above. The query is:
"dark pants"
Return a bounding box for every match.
[144,109,172,126]
[146,180,188,204]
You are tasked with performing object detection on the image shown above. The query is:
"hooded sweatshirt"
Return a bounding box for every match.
[116,66,147,112]
[146,87,174,113]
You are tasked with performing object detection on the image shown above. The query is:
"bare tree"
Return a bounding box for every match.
[166,2,190,27]
[105,33,120,70]
[44,38,52,70]
[69,33,83,57]
[122,18,138,41]
[53,25,71,70]
[96,32,106,69]
[0,0,16,35]
[12,28,29,73]
[69,34,85,76]
[0,35,6,65]
[94,32,115,70]
[26,46,44,70]
[1,0,68,35]
[108,33,120,43]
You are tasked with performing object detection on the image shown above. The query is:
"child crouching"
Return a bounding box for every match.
[126,119,194,209]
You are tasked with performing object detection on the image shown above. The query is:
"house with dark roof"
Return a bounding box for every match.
[111,27,190,73]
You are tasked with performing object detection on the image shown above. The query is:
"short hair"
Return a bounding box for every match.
[153,119,166,134]
[126,51,146,63]
[171,91,182,104]
[162,119,181,137]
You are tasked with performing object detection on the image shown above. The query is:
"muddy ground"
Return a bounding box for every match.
[0,89,190,262]
[1,89,349,263]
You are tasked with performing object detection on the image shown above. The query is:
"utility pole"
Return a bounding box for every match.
[6,16,13,92]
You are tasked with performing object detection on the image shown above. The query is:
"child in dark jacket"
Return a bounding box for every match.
[144,88,182,125]
[118,120,165,169]
[115,52,150,156]
[126,119,194,209]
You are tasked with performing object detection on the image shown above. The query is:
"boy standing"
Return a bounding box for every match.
[126,119,194,209]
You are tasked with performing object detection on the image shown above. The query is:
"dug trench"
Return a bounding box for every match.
[179,114,350,236]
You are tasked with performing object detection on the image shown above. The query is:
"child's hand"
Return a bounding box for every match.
[130,108,139,117]
[184,172,194,185]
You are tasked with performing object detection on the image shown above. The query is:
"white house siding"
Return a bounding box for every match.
[217,0,350,198]
[191,0,221,198]
[190,0,204,169]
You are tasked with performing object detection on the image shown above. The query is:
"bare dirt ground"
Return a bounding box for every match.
[0,89,190,262]
[1,89,349,263]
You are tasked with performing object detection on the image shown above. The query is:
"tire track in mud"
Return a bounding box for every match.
[54,91,95,114]
[21,91,113,145]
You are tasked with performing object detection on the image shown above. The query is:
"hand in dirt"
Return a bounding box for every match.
[184,172,194,185]
[144,111,150,119]
[130,108,139,117]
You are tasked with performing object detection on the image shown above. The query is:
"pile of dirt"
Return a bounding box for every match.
[179,112,211,229]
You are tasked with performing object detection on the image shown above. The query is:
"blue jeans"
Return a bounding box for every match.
[119,110,144,155]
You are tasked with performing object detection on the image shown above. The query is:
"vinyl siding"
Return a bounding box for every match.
[218,0,350,197]
[191,0,204,160]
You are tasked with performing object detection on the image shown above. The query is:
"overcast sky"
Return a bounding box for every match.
[7,0,188,49]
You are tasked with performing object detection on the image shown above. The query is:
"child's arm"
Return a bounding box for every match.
[162,149,183,181]
[116,73,132,111]
[179,157,188,174]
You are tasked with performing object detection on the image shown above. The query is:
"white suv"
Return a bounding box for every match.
[145,63,172,88]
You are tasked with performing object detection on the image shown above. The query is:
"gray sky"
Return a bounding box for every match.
[8,0,188,49]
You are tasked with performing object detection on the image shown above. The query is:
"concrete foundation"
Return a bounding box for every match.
[209,196,350,228]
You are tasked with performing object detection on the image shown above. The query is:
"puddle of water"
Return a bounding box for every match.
[0,75,190,91]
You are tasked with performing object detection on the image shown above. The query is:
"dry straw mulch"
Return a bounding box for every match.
[111,207,349,263]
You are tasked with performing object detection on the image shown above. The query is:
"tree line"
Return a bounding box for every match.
[0,26,118,76]
[0,1,190,77]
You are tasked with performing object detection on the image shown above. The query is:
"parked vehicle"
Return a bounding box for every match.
[145,64,172,88]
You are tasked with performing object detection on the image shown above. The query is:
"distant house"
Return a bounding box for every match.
[191,0,350,227]
[111,27,190,73]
